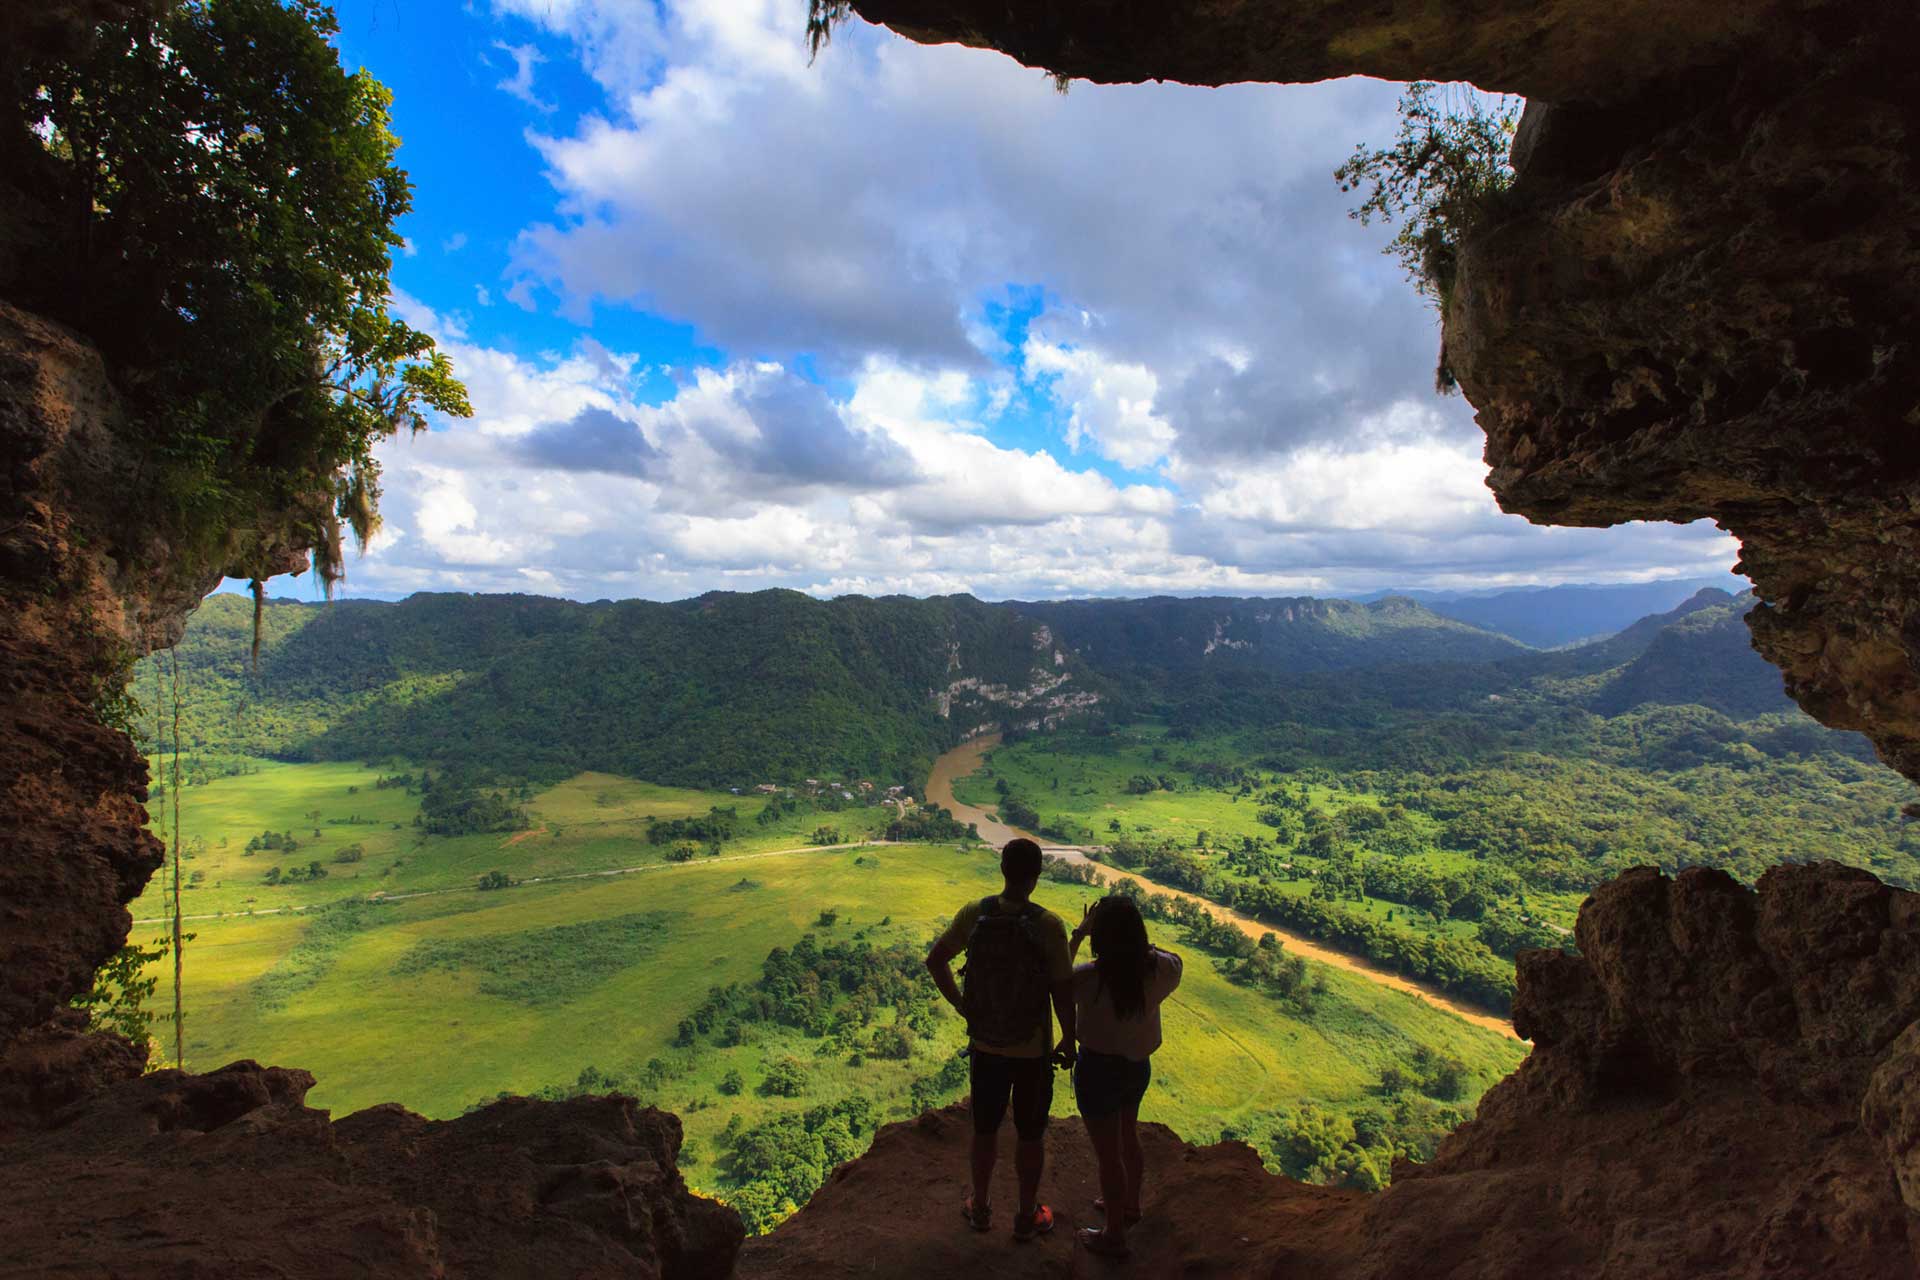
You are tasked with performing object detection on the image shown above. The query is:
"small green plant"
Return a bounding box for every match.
[70,935,169,1055]
[1335,82,1520,390]
[88,646,146,737]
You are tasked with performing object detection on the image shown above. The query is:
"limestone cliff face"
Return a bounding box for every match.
[1451,29,1920,783]
[0,1035,744,1279]
[849,0,1920,793]
[844,0,1816,104]
[1353,863,1920,1278]
[0,302,309,1044]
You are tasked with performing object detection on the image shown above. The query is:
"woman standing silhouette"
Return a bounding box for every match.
[1069,894,1183,1259]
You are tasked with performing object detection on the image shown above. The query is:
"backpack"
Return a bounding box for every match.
[961,895,1052,1049]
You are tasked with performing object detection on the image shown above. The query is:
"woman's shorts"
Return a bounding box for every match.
[1073,1047,1152,1119]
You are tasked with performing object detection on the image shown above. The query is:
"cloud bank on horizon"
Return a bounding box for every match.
[298,0,1739,605]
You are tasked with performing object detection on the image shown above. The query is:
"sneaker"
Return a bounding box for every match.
[961,1196,992,1232]
[1012,1204,1055,1242]
[1077,1227,1131,1259]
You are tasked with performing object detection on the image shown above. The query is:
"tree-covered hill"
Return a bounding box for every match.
[1588,595,1791,718]
[1413,577,1742,648]
[144,583,1809,791]
[147,590,1102,786]
[1098,585,1867,781]
[1007,594,1526,673]
[1500,587,1744,682]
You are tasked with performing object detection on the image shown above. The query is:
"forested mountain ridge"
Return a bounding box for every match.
[148,585,1803,790]
[1495,587,1745,682]
[1588,594,1791,718]
[1408,577,1744,648]
[152,590,1100,786]
[1007,594,1526,672]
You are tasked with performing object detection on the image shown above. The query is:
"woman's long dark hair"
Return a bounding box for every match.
[1090,895,1155,1020]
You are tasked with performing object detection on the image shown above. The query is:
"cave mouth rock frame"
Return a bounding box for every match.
[3,1,1919,1276]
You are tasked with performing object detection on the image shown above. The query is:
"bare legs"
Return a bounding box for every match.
[1014,1137,1045,1218]
[1120,1105,1144,1216]
[972,1133,1047,1220]
[970,1131,996,1214]
[1081,1112,1129,1249]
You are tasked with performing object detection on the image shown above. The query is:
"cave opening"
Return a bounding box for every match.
[3,1,1918,1277]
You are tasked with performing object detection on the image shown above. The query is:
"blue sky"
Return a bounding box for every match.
[241,0,1739,604]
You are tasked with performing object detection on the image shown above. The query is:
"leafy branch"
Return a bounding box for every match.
[70,934,190,1060]
[806,1,854,60]
[1335,82,1520,391]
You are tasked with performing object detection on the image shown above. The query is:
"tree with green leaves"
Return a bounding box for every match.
[760,1056,811,1098]
[1335,82,1520,390]
[14,0,469,585]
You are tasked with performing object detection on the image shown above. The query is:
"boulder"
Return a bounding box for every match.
[0,1061,745,1279]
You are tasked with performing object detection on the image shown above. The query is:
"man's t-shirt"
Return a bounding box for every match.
[938,895,1073,1058]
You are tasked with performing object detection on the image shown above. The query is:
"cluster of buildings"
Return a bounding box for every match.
[732,778,919,811]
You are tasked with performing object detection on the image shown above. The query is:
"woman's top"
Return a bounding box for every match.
[1072,947,1183,1062]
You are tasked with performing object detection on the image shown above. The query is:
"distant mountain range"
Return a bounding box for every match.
[1009,594,1526,672]
[1360,576,1749,648]
[151,582,1796,788]
[159,591,1096,787]
[1585,590,1790,718]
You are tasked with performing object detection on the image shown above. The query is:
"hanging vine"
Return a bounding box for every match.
[250,577,265,672]
[168,644,186,1070]
[74,642,179,1062]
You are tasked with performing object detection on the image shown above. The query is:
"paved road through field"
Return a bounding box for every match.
[927,734,1523,1043]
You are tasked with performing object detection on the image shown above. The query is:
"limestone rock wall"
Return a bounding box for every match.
[0,1041,744,1279]
[0,302,307,1046]
[845,0,1820,104]
[1453,26,1920,780]
[1352,862,1920,1278]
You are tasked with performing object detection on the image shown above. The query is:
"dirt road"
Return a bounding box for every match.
[927,735,1522,1042]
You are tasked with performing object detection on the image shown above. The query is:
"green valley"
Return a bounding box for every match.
[135,760,1523,1231]
[113,582,1920,1232]
[949,591,1920,1016]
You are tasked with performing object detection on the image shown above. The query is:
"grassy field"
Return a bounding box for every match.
[954,727,1586,931]
[955,725,1397,854]
[135,762,1525,1220]
[133,761,894,922]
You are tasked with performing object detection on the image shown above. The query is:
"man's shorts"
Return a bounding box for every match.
[969,1049,1053,1140]
[1072,1047,1151,1120]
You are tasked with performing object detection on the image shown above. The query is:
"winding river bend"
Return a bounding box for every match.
[927,734,1523,1043]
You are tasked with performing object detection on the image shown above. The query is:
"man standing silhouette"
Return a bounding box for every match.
[926,836,1076,1241]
